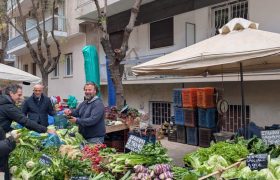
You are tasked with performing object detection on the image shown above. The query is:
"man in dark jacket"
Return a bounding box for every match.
[64,82,105,144]
[0,127,16,180]
[0,84,54,133]
[22,84,55,127]
[0,84,55,180]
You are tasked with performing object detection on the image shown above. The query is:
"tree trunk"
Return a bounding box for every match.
[0,49,4,64]
[41,72,49,96]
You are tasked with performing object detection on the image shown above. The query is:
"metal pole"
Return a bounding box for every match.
[240,62,246,138]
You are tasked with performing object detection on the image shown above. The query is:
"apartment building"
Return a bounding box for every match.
[8,0,280,130]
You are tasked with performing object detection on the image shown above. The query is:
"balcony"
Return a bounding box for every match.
[76,0,155,21]
[4,53,16,62]
[7,16,67,55]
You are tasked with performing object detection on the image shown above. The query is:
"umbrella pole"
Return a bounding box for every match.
[240,62,247,138]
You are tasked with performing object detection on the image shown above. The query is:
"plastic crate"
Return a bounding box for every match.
[199,128,217,147]
[182,88,198,108]
[168,129,177,142]
[173,89,183,107]
[176,125,187,144]
[174,107,185,125]
[186,127,198,146]
[184,108,198,127]
[197,87,215,108]
[198,108,217,128]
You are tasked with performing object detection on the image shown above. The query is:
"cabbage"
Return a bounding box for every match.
[206,155,228,171]
[256,169,277,180]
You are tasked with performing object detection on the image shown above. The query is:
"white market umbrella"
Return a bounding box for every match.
[132,18,280,134]
[0,63,41,84]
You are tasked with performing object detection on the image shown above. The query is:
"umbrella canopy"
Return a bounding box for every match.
[0,63,41,83]
[132,18,280,76]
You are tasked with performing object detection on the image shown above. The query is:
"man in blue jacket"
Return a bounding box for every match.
[22,84,55,127]
[64,82,105,144]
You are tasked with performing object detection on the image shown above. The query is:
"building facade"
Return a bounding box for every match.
[7,0,280,130]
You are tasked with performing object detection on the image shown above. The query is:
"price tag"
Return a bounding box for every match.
[39,154,52,166]
[261,130,280,145]
[125,135,146,153]
[246,153,268,170]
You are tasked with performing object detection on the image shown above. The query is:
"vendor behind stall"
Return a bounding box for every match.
[64,82,105,144]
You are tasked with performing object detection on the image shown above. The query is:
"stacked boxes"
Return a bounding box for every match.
[197,87,217,147]
[172,87,217,147]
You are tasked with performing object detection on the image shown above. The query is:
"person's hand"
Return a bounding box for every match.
[47,129,56,134]
[68,116,77,123]
[64,109,72,116]
[10,130,21,140]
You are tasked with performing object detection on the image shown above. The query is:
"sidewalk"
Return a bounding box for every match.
[160,138,199,167]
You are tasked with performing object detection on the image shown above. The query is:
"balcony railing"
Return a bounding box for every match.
[7,16,66,52]
[4,53,16,62]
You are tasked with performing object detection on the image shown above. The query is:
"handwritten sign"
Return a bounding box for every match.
[125,135,146,153]
[246,154,268,170]
[39,154,52,166]
[261,130,280,145]
[70,177,89,180]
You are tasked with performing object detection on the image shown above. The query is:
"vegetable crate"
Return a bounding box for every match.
[198,108,217,128]
[186,127,198,146]
[199,128,217,147]
[168,129,177,142]
[174,107,185,126]
[184,108,198,127]
[176,125,187,144]
[182,88,198,108]
[197,87,216,108]
[173,89,183,107]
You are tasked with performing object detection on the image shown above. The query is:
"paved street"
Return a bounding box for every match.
[160,138,199,167]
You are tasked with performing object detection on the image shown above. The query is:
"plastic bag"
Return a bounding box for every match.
[67,95,78,109]
[42,134,63,147]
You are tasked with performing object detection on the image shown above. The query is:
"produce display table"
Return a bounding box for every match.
[106,124,128,134]
[105,124,129,152]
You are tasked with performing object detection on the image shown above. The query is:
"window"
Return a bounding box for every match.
[211,0,248,35]
[109,30,124,50]
[186,23,195,47]
[32,63,36,76]
[64,53,73,76]
[23,64,28,72]
[221,104,250,132]
[53,63,59,77]
[150,17,174,49]
[150,101,172,125]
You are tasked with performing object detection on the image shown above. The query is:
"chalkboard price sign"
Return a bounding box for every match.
[261,130,280,145]
[246,153,268,170]
[39,154,52,166]
[70,177,89,180]
[125,135,146,153]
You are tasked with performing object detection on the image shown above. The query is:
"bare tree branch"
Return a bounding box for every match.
[31,0,46,67]
[117,0,142,60]
[15,0,41,66]
[0,0,8,63]
[47,0,61,74]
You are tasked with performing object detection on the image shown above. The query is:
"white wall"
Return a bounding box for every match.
[19,34,87,100]
[249,0,280,33]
